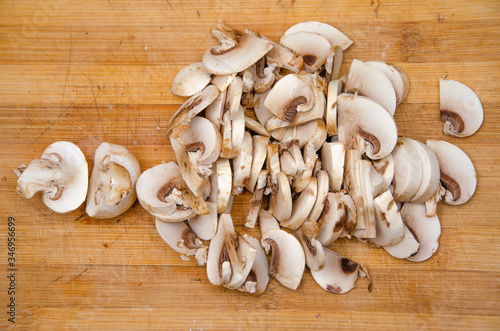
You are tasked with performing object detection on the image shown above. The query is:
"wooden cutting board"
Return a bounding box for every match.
[1,0,499,329]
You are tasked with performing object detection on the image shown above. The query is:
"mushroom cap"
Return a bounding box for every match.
[344,59,397,115]
[86,142,141,219]
[440,78,483,137]
[171,62,212,97]
[365,61,410,105]
[311,248,359,294]
[17,141,89,213]
[283,21,353,50]
[426,139,477,205]
[261,229,305,290]
[383,223,420,259]
[280,32,332,72]
[337,93,398,160]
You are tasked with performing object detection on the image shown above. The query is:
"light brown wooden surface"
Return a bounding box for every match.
[1,0,499,329]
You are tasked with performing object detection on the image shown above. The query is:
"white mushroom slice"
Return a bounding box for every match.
[209,158,232,214]
[284,21,353,50]
[344,59,397,115]
[245,170,268,228]
[321,141,345,192]
[188,201,218,241]
[370,166,384,198]
[281,177,318,230]
[249,57,276,93]
[337,93,398,160]
[365,61,410,105]
[239,234,269,294]
[265,38,303,72]
[440,78,483,137]
[211,73,236,92]
[311,249,359,294]
[171,62,212,97]
[16,141,88,213]
[253,90,274,127]
[401,203,441,262]
[325,46,343,82]
[245,135,270,192]
[224,233,257,290]
[242,68,254,92]
[167,84,219,139]
[287,139,307,171]
[294,219,326,271]
[409,139,440,204]
[339,192,357,235]
[221,105,245,159]
[206,214,238,285]
[266,143,281,193]
[259,209,280,236]
[178,116,222,166]
[232,131,253,194]
[351,159,376,239]
[86,143,140,219]
[205,89,227,130]
[281,119,327,151]
[241,91,254,108]
[343,149,365,230]
[368,190,404,247]
[269,172,292,222]
[392,138,423,202]
[280,146,298,177]
[372,154,394,195]
[203,24,272,75]
[317,192,347,246]
[280,32,332,72]
[261,229,305,290]
[307,170,330,223]
[326,78,344,135]
[244,116,269,137]
[426,139,477,205]
[292,142,318,193]
[425,184,445,217]
[226,76,243,118]
[155,219,207,265]
[383,224,420,259]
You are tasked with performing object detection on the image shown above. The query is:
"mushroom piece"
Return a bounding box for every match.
[326,78,344,135]
[247,57,276,93]
[244,116,269,137]
[280,119,327,152]
[245,135,270,192]
[265,38,304,72]
[226,76,243,117]
[208,158,232,213]
[259,209,280,236]
[324,46,343,83]
[307,170,330,223]
[232,131,253,194]
[203,23,272,75]
[294,219,326,271]
[310,249,360,294]
[317,192,347,247]
[392,138,423,202]
[239,234,269,294]
[265,143,281,193]
[16,141,88,213]
[349,158,376,239]
[400,203,441,262]
[155,219,207,265]
[253,90,274,127]
[425,184,446,217]
[368,190,404,247]
[337,93,398,160]
[269,172,293,222]
[339,191,357,235]
[167,84,219,139]
[321,141,345,192]
[426,139,477,205]
[245,170,268,228]
[211,73,236,92]
[439,78,483,137]
[86,142,141,219]
[261,228,306,290]
[370,166,384,198]
[171,62,212,97]
[188,201,218,240]
[344,59,397,115]
[281,177,318,230]
[221,105,245,159]
[177,116,222,167]
[205,88,227,130]
[292,142,318,193]
[365,61,410,105]
[283,21,353,51]
[224,233,258,290]
[372,154,394,195]
[382,224,420,259]
[136,162,208,222]
[409,139,440,204]
[206,213,237,286]
[280,32,332,72]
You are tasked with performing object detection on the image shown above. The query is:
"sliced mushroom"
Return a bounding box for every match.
[209,158,232,214]
[232,131,253,194]
[280,119,327,152]
[326,78,344,135]
[281,177,318,230]
[266,143,281,193]
[280,32,332,72]
[245,135,270,192]
[382,223,420,259]
[245,170,268,228]
[269,172,292,222]
[425,184,445,217]
[317,192,347,246]
[188,201,218,240]
[409,139,440,204]
[211,73,236,92]
[136,162,208,222]
[350,159,376,239]
[401,203,441,262]
[171,62,212,97]
[339,191,357,235]
[239,234,269,294]
[368,190,404,247]
[86,143,141,219]
[221,105,245,159]
[321,141,345,192]
[426,139,477,205]
[265,38,304,72]
[253,90,274,127]
[155,219,207,265]
[440,78,483,137]
[337,93,398,160]
[248,57,276,93]
[261,228,305,290]
[365,61,410,105]
[177,116,222,167]
[224,233,257,290]
[244,116,269,137]
[283,21,353,50]
[392,138,423,202]
[311,249,359,294]
[307,170,330,223]
[167,84,219,139]
[205,88,227,130]
[294,219,326,271]
[292,142,318,193]
[226,76,243,118]
[370,165,384,198]
[16,141,88,213]
[259,209,280,236]
[344,59,397,115]
[324,46,343,83]
[372,154,394,195]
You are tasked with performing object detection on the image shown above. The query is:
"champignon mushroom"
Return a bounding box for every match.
[337,93,398,160]
[264,38,304,72]
[280,32,332,72]
[221,105,245,159]
[247,57,276,93]
[372,154,394,196]
[326,78,344,135]
[16,141,88,214]
[281,177,318,230]
[205,88,226,130]
[310,249,359,294]
[224,233,257,290]
[440,78,483,137]
[188,201,218,240]
[382,223,420,259]
[426,139,477,205]
[365,61,410,105]
[321,141,345,192]
[280,119,327,152]
[232,131,253,194]
[294,219,326,271]
[86,142,141,219]
[171,62,212,97]
[208,158,232,214]
[245,135,270,192]
[211,73,236,92]
[244,116,270,137]
[409,139,440,204]
[239,234,269,294]
[368,190,404,247]
[226,76,243,117]
[307,170,330,223]
[245,170,268,228]
[266,143,281,193]
[259,209,280,236]
[392,138,424,202]
[283,21,353,50]
[269,171,293,224]
[317,192,347,246]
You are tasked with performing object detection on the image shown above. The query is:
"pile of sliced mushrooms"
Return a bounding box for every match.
[15,21,483,295]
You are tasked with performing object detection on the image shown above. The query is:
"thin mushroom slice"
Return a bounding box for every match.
[311,249,360,294]
[232,131,253,194]
[281,119,327,152]
[248,57,276,93]
[86,143,141,219]
[281,177,318,230]
[206,213,237,286]
[261,229,306,290]
[321,141,345,192]
[205,88,227,130]
[226,76,243,118]
[372,154,394,195]
[409,139,440,204]
[339,191,357,235]
[426,139,477,205]
[239,234,270,294]
[344,59,397,115]
[245,170,268,228]
[155,219,207,265]
[440,78,483,137]
[307,170,330,223]
[280,32,332,72]
[265,38,304,72]
[392,138,423,202]
[244,116,269,137]
[425,184,446,217]
[211,73,236,92]
[245,135,270,192]
[266,143,281,194]
[269,172,292,222]
[188,201,218,241]
[294,219,326,271]
[401,203,441,262]
[368,190,404,247]
[259,209,280,236]
[326,78,344,135]
[284,21,353,50]
[177,116,222,166]
[324,46,343,83]
[16,141,88,213]
[171,62,212,97]
[317,192,347,247]
[365,61,410,105]
[208,158,232,214]
[224,233,257,290]
[337,93,398,160]
[292,142,318,193]
[383,224,420,259]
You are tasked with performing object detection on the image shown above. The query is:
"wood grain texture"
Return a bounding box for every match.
[1,0,499,329]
